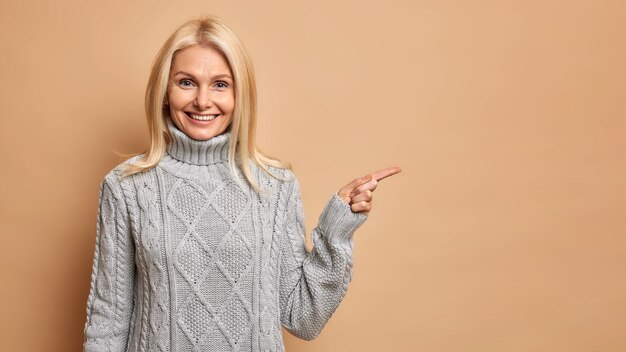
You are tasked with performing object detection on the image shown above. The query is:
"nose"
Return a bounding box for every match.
[193,86,213,110]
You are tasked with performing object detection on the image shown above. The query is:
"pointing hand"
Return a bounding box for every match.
[336,166,402,215]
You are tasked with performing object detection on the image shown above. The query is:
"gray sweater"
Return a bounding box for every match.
[83,118,368,352]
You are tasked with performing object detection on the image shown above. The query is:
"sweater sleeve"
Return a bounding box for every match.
[83,174,136,352]
[279,174,368,340]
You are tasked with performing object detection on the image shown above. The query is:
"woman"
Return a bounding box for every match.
[83,16,400,352]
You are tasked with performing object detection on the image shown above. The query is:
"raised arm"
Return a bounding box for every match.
[278,174,368,340]
[83,174,136,352]
[278,166,401,340]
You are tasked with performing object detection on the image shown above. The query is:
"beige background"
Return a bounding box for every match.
[1,0,625,351]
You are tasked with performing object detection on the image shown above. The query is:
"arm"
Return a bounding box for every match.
[83,174,136,352]
[279,175,368,340]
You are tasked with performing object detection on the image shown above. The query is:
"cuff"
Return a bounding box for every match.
[317,193,368,245]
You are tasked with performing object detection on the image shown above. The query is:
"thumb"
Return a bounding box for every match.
[337,174,373,203]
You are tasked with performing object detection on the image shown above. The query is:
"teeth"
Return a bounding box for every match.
[189,113,218,121]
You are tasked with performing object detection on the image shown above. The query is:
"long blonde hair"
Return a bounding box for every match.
[120,15,291,193]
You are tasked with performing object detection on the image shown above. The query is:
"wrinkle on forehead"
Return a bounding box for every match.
[170,46,232,79]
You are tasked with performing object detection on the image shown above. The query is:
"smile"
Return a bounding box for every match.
[186,112,220,121]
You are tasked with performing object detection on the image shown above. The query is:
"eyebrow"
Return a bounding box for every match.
[172,71,233,80]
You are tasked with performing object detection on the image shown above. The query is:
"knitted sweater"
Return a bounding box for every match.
[83,118,368,352]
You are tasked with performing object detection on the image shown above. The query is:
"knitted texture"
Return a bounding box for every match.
[83,118,368,352]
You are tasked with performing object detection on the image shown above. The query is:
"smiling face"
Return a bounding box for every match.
[166,45,235,140]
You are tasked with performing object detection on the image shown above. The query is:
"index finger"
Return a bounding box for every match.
[371,166,402,182]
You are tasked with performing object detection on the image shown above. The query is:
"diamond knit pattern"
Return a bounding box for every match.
[168,177,254,350]
[83,118,369,352]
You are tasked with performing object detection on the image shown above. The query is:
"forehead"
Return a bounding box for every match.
[170,45,232,76]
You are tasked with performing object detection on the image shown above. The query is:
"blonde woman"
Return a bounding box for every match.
[83,16,401,352]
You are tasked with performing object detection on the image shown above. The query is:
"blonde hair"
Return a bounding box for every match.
[120,15,291,193]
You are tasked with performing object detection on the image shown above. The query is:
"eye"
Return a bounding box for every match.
[178,79,195,88]
[214,81,230,89]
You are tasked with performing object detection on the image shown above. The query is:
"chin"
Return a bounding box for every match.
[188,128,224,140]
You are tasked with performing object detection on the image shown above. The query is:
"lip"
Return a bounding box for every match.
[184,112,220,125]
[185,112,220,116]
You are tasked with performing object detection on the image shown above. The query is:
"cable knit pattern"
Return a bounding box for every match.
[83,118,368,352]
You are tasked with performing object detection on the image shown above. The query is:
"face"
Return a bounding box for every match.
[166,45,234,140]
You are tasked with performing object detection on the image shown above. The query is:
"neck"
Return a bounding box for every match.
[165,118,231,165]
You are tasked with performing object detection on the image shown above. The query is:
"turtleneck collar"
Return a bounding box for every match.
[165,117,232,165]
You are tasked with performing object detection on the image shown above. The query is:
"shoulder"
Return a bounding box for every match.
[260,164,298,188]
[245,162,299,201]
[102,154,143,180]
[100,154,147,195]
[265,166,304,204]
[267,165,296,182]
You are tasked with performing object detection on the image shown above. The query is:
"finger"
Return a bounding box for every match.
[371,166,402,182]
[350,181,377,198]
[347,166,401,198]
[339,174,373,195]
[350,200,372,214]
[350,190,372,204]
